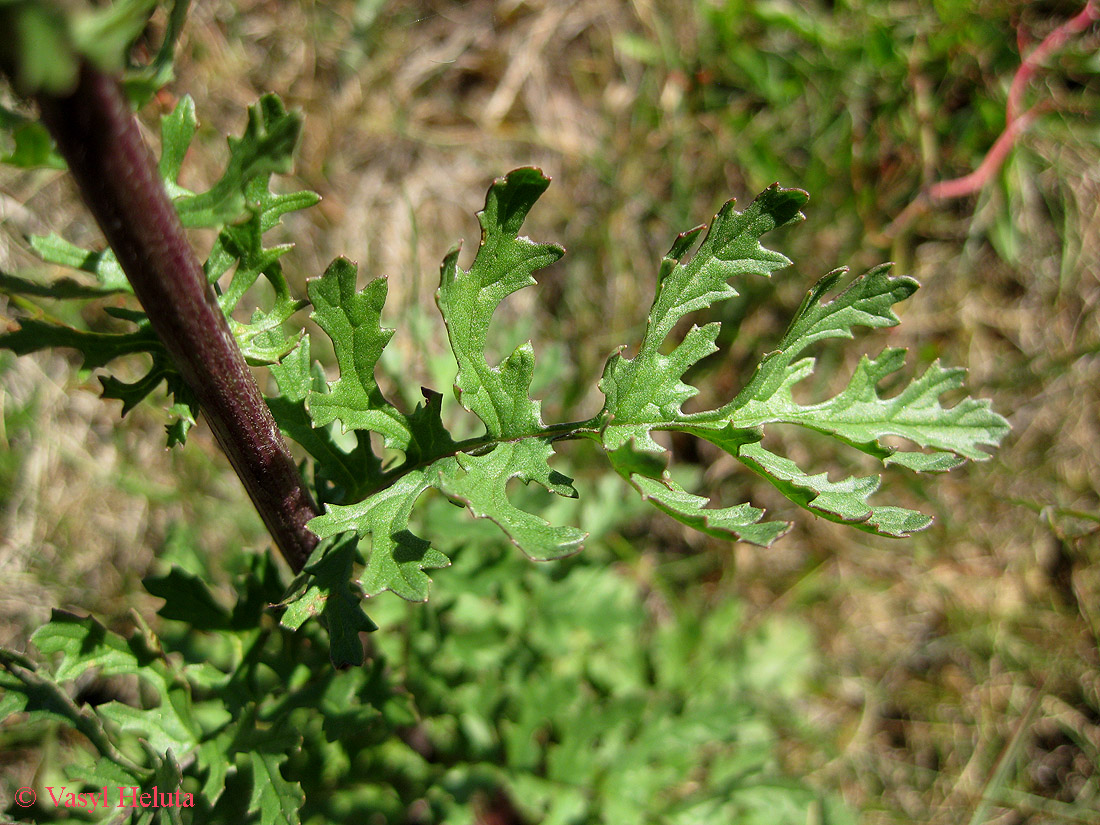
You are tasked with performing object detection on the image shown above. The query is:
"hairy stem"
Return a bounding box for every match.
[33,63,318,572]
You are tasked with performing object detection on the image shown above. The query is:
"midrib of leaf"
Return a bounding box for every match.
[599,185,808,425]
[344,416,605,504]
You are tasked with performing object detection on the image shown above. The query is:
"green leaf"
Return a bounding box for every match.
[626,470,789,546]
[172,94,304,229]
[279,534,378,668]
[143,567,234,631]
[290,170,1008,637]
[247,751,304,825]
[0,312,198,443]
[69,0,158,76]
[158,94,198,197]
[140,749,188,825]
[29,612,201,759]
[2,93,317,447]
[436,439,585,560]
[120,0,189,105]
[309,467,452,602]
[98,699,196,758]
[719,269,1009,461]
[31,610,156,683]
[0,316,157,369]
[0,116,65,168]
[67,746,149,789]
[0,3,80,95]
[266,336,382,503]
[736,440,932,535]
[593,191,1008,540]
[301,171,583,606]
[28,232,128,292]
[196,725,237,804]
[686,266,1008,533]
[99,354,174,414]
[435,167,564,438]
[0,648,147,778]
[600,184,807,452]
[305,258,412,449]
[0,268,116,299]
[211,177,317,316]
[175,96,316,363]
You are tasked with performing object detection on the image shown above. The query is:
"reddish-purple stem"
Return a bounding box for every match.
[1008,0,1099,124]
[884,2,1097,238]
[927,107,1040,201]
[35,63,318,573]
[929,1,1098,202]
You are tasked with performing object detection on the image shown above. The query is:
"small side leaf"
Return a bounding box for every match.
[308,469,452,602]
[305,258,412,449]
[266,336,382,502]
[279,534,378,668]
[143,567,234,631]
[173,94,303,228]
[247,751,304,825]
[600,185,807,442]
[437,440,586,561]
[435,168,564,438]
[28,232,128,292]
[737,441,933,536]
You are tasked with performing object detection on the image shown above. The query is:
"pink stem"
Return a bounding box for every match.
[929,1,1097,202]
[928,107,1039,200]
[1008,0,1099,124]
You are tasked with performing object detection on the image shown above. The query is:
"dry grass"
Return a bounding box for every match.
[2,1,1098,822]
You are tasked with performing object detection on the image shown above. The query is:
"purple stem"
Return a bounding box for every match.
[35,63,318,572]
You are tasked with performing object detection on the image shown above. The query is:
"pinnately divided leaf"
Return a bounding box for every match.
[298,170,584,619]
[591,191,1009,541]
[288,169,1007,651]
[436,167,564,438]
[599,183,808,453]
[305,258,413,448]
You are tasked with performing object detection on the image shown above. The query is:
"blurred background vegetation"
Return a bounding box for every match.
[1,1,1098,823]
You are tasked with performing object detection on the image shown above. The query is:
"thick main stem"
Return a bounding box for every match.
[35,63,318,572]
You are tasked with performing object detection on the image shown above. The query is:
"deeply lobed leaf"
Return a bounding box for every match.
[283,167,1009,662]
[0,93,317,445]
[305,258,411,448]
[596,225,1008,540]
[436,167,564,438]
[297,169,584,620]
[599,183,808,450]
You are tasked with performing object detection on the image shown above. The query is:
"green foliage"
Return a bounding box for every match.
[0,91,1008,659]
[283,164,1005,651]
[361,507,857,825]
[2,511,856,825]
[0,0,183,100]
[0,92,312,445]
[0,105,65,168]
[0,63,1008,825]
